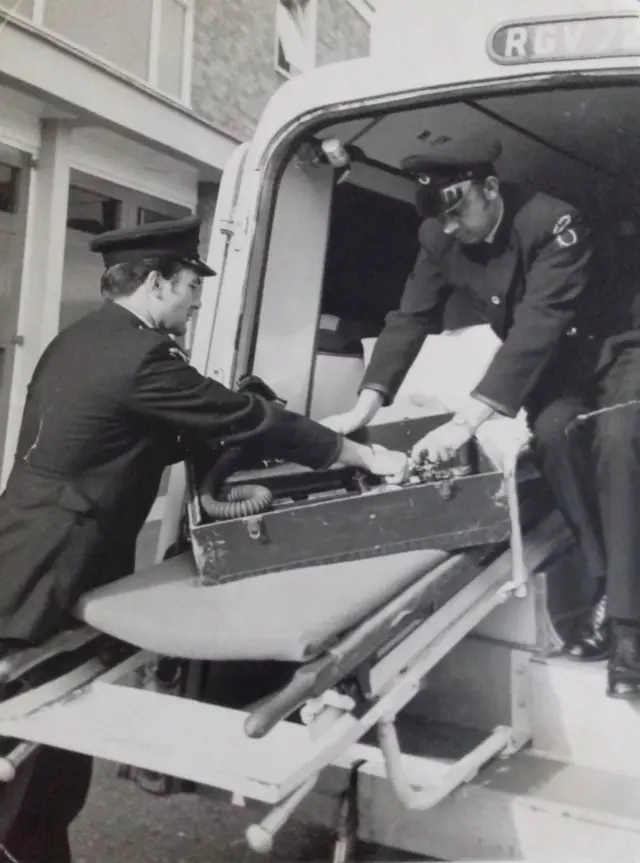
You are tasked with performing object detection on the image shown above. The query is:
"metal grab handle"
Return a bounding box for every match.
[378,719,512,810]
[503,445,528,598]
[0,741,40,782]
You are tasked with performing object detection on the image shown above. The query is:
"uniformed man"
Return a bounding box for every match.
[0,216,408,862]
[323,132,640,700]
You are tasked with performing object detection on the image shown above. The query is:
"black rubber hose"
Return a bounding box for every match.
[199,446,274,521]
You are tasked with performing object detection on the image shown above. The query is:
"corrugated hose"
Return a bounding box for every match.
[198,445,274,521]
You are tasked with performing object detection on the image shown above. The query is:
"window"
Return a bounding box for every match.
[275,0,317,78]
[137,207,174,225]
[67,186,121,235]
[44,0,153,81]
[149,0,194,102]
[0,163,19,214]
[34,0,193,104]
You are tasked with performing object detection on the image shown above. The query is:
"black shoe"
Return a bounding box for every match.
[564,591,610,662]
[608,625,640,700]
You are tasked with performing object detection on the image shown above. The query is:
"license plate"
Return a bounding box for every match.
[489,14,640,64]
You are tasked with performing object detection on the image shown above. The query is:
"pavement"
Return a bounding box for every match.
[71,760,431,863]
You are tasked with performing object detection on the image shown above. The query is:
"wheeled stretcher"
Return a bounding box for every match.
[0,414,572,855]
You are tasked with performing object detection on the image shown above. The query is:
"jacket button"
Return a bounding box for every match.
[491,296,501,305]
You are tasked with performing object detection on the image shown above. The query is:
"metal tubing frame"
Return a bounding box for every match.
[377,720,514,810]
[245,705,345,854]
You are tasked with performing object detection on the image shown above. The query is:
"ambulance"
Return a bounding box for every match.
[1,1,640,860]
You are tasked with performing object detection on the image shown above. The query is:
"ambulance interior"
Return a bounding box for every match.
[246,79,640,425]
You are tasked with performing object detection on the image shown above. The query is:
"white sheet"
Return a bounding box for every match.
[362,325,531,471]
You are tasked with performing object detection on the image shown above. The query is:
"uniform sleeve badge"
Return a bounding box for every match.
[552,214,578,248]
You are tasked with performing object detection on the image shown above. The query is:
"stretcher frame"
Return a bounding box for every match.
[0,489,570,855]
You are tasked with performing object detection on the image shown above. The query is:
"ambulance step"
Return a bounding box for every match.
[404,633,640,779]
[529,653,640,778]
[355,749,640,863]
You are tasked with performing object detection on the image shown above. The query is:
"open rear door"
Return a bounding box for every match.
[156,142,251,560]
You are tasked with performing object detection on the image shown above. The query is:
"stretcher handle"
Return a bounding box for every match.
[245,550,456,739]
[245,704,344,854]
[245,664,324,738]
[246,776,318,854]
[0,741,40,782]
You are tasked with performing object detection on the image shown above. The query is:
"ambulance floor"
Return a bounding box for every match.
[70,760,434,863]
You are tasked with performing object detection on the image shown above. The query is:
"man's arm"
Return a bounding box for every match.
[126,341,340,469]
[471,209,593,418]
[125,341,408,480]
[323,224,452,436]
[410,208,592,466]
[360,224,452,405]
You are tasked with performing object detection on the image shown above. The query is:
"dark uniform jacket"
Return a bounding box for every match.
[362,184,606,418]
[0,301,341,644]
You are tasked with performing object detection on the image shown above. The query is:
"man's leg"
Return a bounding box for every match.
[593,346,640,696]
[595,404,640,621]
[531,394,610,659]
[531,395,606,585]
[2,748,92,863]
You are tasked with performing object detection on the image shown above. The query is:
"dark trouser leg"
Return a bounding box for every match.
[531,395,606,587]
[594,350,640,626]
[2,748,92,863]
[593,347,640,697]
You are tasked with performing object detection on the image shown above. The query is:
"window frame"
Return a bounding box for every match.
[344,0,375,24]
[0,162,20,216]
[27,0,194,106]
[147,0,194,105]
[274,0,318,80]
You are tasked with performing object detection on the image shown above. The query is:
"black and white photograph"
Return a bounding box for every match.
[0,1,637,862]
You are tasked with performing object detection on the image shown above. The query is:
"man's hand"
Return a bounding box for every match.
[336,437,410,484]
[411,420,473,465]
[321,389,385,435]
[365,444,411,485]
[320,411,364,435]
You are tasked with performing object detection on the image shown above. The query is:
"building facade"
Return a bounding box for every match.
[192,0,371,142]
[0,0,373,556]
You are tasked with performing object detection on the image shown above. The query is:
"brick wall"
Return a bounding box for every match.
[316,0,370,66]
[191,0,370,142]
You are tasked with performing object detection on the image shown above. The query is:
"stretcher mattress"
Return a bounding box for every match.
[75,548,449,663]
